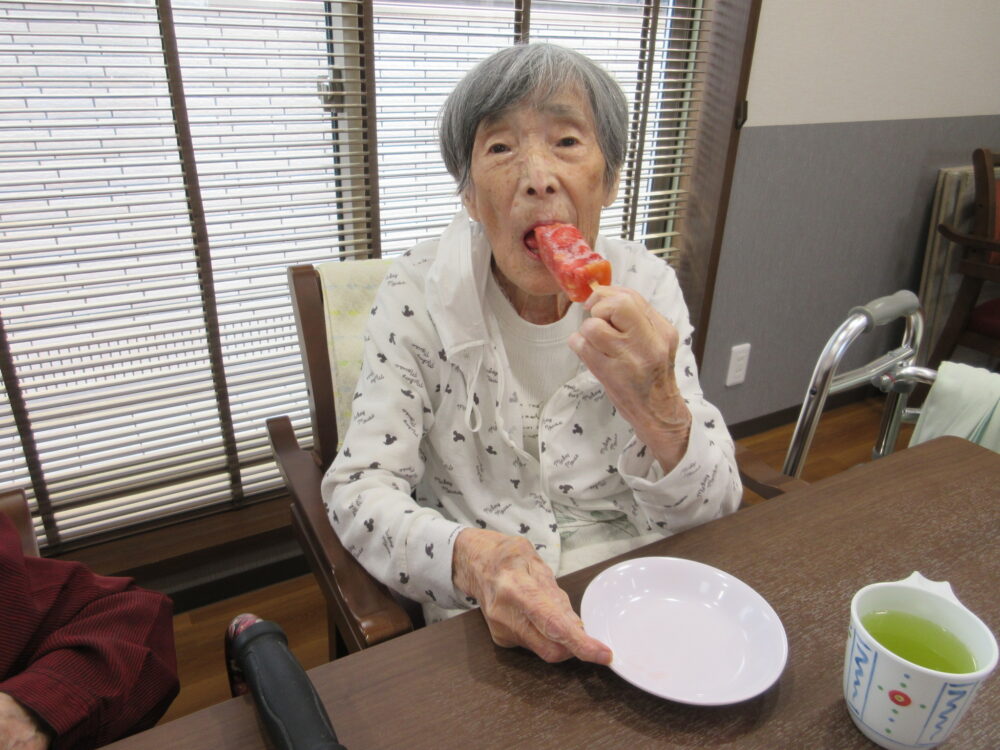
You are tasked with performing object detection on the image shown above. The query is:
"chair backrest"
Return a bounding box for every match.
[288,259,392,472]
[284,259,423,652]
[0,487,40,557]
[971,147,999,243]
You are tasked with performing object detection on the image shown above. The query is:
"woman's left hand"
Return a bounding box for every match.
[452,529,613,665]
[568,285,691,471]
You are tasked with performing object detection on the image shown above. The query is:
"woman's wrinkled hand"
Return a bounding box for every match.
[568,284,691,470]
[0,693,50,750]
[452,528,612,665]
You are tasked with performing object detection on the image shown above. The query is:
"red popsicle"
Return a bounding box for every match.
[533,223,611,303]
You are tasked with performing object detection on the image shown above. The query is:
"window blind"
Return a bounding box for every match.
[2,0,223,548]
[1,0,375,547]
[371,1,512,254]
[527,0,705,259]
[1,0,750,551]
[371,0,707,261]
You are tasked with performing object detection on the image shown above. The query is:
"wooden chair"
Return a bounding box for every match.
[267,261,413,661]
[268,261,802,660]
[735,444,807,500]
[928,148,1000,369]
[0,487,40,557]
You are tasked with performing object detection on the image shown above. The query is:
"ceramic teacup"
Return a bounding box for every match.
[843,572,997,749]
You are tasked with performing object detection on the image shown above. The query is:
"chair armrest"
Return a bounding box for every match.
[266,416,413,651]
[937,223,1000,266]
[0,488,39,557]
[735,444,810,500]
[957,257,1000,284]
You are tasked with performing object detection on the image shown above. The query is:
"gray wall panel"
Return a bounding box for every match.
[701,114,1000,426]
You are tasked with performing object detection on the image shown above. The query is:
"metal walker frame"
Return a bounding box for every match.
[782,290,937,478]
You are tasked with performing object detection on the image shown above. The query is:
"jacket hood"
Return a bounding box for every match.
[425,209,495,433]
[425,208,493,360]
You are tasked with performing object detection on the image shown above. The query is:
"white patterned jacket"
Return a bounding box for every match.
[320,210,742,623]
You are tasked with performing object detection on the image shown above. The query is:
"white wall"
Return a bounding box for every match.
[746,0,1000,127]
[702,0,1000,427]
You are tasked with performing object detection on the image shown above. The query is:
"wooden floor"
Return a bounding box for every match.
[737,396,913,490]
[163,397,913,724]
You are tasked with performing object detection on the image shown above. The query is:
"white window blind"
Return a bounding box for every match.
[1,0,728,551]
[371,0,511,253]
[1,0,374,547]
[2,0,228,547]
[371,0,706,260]
[528,0,703,257]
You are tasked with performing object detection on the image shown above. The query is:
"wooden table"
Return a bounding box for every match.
[108,437,1000,749]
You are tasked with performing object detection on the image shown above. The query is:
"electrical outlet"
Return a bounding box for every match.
[725,343,751,387]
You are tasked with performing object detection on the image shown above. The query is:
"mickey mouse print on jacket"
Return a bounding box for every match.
[320,209,742,624]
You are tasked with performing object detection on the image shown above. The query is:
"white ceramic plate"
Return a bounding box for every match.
[581,556,788,705]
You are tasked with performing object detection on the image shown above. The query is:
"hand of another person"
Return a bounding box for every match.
[0,694,50,750]
[452,528,612,665]
[568,285,692,471]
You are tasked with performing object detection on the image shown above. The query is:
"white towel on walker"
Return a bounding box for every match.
[909,361,1000,452]
[318,258,393,448]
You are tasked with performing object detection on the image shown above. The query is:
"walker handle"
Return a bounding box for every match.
[849,290,920,331]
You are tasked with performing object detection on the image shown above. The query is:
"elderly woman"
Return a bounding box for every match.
[321,43,741,665]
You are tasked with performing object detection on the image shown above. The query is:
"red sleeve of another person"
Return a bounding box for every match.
[0,514,179,749]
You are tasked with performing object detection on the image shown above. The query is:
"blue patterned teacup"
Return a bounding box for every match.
[843,572,997,749]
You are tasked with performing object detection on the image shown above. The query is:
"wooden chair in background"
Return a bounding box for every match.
[0,487,40,557]
[928,147,1000,369]
[267,260,801,660]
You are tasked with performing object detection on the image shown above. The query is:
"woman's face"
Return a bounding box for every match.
[462,85,618,314]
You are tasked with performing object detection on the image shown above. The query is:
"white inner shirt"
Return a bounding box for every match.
[485,272,582,459]
[485,271,656,574]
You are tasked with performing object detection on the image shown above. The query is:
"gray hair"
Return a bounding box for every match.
[439,43,628,194]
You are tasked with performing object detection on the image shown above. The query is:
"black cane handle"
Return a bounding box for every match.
[232,619,347,750]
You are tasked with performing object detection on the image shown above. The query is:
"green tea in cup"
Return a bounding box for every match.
[845,573,998,750]
[861,609,977,673]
